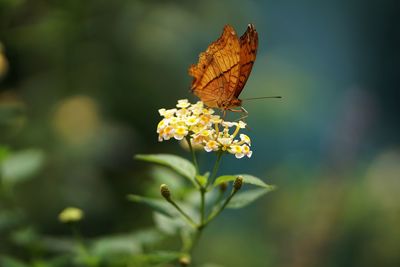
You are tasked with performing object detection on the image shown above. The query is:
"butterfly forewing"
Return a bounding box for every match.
[189,24,257,109]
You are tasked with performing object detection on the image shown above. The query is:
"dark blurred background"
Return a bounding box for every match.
[1,0,399,266]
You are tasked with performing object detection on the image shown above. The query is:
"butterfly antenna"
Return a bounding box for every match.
[242,96,282,100]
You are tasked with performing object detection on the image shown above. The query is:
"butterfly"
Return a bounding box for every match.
[188,24,259,113]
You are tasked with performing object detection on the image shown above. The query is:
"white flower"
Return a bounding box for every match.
[161,126,174,140]
[190,101,204,114]
[238,121,247,129]
[210,115,221,123]
[240,134,251,145]
[173,126,188,140]
[222,121,236,128]
[202,108,215,115]
[229,145,244,159]
[205,140,219,152]
[217,137,232,146]
[156,99,254,159]
[242,144,253,158]
[176,99,191,108]
[217,137,234,151]
[185,115,199,126]
[158,108,166,115]
[176,108,190,117]
[159,108,177,118]
[199,129,213,137]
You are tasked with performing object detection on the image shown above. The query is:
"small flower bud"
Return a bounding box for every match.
[179,255,191,266]
[233,176,243,191]
[160,184,171,200]
[219,181,228,192]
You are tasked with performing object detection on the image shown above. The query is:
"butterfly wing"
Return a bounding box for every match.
[189,25,241,108]
[234,24,258,98]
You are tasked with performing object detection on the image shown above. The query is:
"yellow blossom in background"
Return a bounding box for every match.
[52,95,101,145]
[156,99,253,159]
[58,207,84,223]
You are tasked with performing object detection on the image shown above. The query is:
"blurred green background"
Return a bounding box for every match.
[1,0,399,266]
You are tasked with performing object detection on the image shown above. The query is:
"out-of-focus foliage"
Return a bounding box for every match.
[1,0,399,266]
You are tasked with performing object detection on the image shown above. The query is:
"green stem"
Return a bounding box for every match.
[186,136,199,174]
[205,189,238,225]
[207,151,223,188]
[200,188,206,225]
[183,227,203,254]
[208,188,226,217]
[167,199,197,228]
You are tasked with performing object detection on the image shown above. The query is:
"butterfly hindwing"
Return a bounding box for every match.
[235,24,258,98]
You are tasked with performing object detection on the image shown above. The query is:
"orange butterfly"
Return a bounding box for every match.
[189,24,258,113]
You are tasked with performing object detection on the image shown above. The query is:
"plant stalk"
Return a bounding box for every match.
[186,136,199,175]
[207,151,223,188]
[205,189,238,225]
[167,199,197,228]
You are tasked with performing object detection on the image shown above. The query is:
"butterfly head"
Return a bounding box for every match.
[219,98,242,109]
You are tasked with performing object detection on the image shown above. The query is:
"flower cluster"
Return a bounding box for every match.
[157,99,252,159]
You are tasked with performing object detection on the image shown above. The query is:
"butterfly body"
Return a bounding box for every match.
[189,24,258,110]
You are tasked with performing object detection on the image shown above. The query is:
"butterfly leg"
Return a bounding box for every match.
[228,106,248,122]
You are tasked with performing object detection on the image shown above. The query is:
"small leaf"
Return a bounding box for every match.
[135,154,196,185]
[195,174,207,186]
[227,188,274,209]
[127,194,176,218]
[214,174,274,189]
[1,149,45,185]
[213,175,235,187]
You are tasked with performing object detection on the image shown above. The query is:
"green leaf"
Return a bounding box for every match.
[132,228,165,246]
[201,264,225,267]
[0,256,29,267]
[135,154,196,185]
[227,188,274,209]
[130,251,182,265]
[0,146,10,162]
[1,149,45,185]
[11,226,39,246]
[91,234,142,256]
[127,194,176,218]
[153,212,184,235]
[40,237,76,253]
[0,210,24,231]
[151,166,184,190]
[195,174,207,187]
[213,174,274,190]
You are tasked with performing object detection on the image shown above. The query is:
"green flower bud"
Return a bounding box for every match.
[233,176,243,191]
[160,184,171,200]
